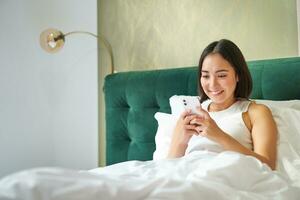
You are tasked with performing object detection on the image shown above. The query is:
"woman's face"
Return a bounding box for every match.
[200,53,238,106]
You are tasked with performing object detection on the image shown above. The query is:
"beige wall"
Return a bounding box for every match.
[99,0,297,72]
[98,0,298,165]
[298,0,300,54]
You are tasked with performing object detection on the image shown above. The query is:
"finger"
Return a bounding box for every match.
[184,124,199,135]
[196,107,210,119]
[186,125,202,136]
[189,117,204,125]
[189,119,197,125]
[202,110,210,119]
[195,126,202,133]
[196,106,204,112]
[185,129,199,136]
[180,109,192,119]
[192,127,201,136]
[185,124,197,130]
[195,106,205,117]
[183,114,198,125]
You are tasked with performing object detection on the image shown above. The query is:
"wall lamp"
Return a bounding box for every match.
[39,28,115,74]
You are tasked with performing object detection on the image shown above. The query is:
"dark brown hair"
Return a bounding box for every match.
[198,39,252,102]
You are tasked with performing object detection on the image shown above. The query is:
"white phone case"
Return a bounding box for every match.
[182,96,202,115]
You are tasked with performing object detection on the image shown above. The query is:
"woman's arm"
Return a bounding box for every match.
[167,111,198,158]
[193,103,278,170]
[246,103,277,169]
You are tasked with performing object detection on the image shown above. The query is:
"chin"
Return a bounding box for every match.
[210,98,225,104]
[208,94,225,102]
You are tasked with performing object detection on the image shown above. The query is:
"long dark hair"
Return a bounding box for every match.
[198,39,252,102]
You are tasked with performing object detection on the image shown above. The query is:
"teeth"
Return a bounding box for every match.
[211,90,222,95]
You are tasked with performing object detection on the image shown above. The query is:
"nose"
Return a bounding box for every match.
[209,76,218,88]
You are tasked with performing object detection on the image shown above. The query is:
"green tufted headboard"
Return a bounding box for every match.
[103,57,300,165]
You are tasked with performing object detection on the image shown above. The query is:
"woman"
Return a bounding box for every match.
[167,39,277,170]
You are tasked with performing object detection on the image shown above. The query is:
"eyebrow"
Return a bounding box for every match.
[201,69,229,73]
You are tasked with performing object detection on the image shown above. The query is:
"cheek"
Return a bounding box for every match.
[222,78,237,88]
[200,79,208,89]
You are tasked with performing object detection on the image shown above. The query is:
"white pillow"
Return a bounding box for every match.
[152,112,177,160]
[170,95,300,115]
[153,95,300,174]
[252,99,300,111]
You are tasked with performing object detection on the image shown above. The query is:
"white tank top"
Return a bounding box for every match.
[186,99,253,154]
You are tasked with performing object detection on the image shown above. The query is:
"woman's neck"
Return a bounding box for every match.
[208,98,237,112]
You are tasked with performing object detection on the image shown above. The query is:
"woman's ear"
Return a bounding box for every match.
[236,75,239,82]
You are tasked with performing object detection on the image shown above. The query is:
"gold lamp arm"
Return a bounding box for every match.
[65,31,114,74]
[40,28,115,74]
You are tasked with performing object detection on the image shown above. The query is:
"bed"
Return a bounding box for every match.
[1,56,300,199]
[104,56,300,165]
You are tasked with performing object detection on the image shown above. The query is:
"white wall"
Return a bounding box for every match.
[0,0,98,178]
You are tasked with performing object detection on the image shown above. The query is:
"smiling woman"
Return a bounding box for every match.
[168,39,277,170]
[198,39,252,106]
[200,53,239,110]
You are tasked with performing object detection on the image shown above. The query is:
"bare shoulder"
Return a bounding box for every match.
[248,101,273,120]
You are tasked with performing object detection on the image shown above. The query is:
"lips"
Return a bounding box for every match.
[210,90,224,95]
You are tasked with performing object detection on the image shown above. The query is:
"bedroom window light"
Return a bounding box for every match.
[39,28,115,74]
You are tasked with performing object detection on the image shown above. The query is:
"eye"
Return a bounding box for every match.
[201,75,209,79]
[218,74,227,78]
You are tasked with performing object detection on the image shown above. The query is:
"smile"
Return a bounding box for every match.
[210,90,223,95]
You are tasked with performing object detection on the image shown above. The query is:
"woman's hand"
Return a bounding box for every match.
[191,104,277,170]
[167,110,198,158]
[190,107,225,143]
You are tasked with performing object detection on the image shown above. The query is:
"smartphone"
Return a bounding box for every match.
[182,96,202,115]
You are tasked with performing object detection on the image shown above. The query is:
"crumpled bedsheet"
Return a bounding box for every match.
[0,151,299,200]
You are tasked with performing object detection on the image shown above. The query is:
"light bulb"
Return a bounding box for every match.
[40,28,65,53]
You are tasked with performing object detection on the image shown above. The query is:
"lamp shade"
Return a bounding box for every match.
[40,28,65,53]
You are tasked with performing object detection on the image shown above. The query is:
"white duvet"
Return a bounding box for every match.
[0,151,299,200]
